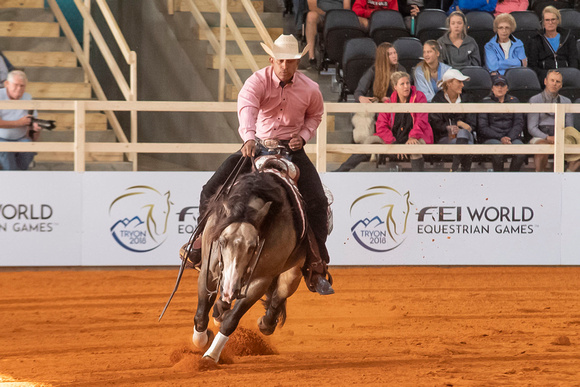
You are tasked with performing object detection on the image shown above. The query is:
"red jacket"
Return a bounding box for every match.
[375,86,434,144]
[352,0,398,19]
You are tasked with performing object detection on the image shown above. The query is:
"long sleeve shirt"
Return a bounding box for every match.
[0,88,36,140]
[237,66,324,143]
[527,91,573,139]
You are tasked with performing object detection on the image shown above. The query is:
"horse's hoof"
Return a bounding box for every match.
[193,327,214,348]
[202,354,218,363]
[257,316,276,336]
[313,276,335,296]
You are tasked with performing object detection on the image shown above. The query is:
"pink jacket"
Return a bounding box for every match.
[375,86,434,144]
[494,0,529,16]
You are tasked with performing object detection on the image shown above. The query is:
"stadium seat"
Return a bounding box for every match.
[393,37,423,73]
[368,10,410,45]
[337,38,377,102]
[511,11,541,49]
[559,9,580,42]
[466,11,495,67]
[504,67,542,103]
[457,65,492,102]
[557,67,580,102]
[573,98,580,131]
[320,9,366,72]
[415,9,448,43]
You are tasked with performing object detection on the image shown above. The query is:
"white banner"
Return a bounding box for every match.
[0,172,577,266]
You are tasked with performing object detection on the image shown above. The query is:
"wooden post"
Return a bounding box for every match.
[554,103,565,172]
[218,0,227,102]
[130,51,138,170]
[316,107,327,172]
[74,100,86,172]
[83,0,90,83]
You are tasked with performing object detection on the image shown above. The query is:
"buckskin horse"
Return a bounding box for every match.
[189,157,310,362]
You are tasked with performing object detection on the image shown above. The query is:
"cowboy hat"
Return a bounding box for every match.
[260,34,310,60]
[564,126,580,162]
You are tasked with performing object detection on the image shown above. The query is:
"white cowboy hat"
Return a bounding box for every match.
[437,68,471,88]
[260,34,310,60]
[564,126,580,162]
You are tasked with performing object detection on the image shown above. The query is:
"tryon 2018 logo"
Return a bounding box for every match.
[350,186,412,252]
[109,186,173,252]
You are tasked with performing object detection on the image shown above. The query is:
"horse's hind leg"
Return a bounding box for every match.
[258,265,302,336]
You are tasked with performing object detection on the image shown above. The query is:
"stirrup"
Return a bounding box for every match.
[179,242,202,271]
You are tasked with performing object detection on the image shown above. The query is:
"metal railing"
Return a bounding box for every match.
[2,100,580,173]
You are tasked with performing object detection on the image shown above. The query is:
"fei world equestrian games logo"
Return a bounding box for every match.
[350,186,412,252]
[109,186,173,253]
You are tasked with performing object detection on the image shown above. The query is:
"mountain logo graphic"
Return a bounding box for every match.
[109,186,173,253]
[350,186,412,252]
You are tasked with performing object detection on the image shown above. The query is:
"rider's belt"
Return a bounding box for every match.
[256,137,290,150]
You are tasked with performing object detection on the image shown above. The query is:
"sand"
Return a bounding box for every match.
[1,266,580,386]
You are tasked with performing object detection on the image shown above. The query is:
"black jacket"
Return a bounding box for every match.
[429,90,478,143]
[526,27,578,73]
[397,0,442,17]
[477,94,525,141]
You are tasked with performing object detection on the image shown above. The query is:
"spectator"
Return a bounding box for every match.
[354,42,405,103]
[305,0,351,68]
[527,6,578,80]
[447,0,498,14]
[478,74,527,171]
[398,1,442,31]
[429,68,477,171]
[527,69,580,172]
[0,50,14,85]
[438,11,482,67]
[335,71,433,171]
[494,0,529,16]
[414,40,452,102]
[484,13,527,75]
[352,0,398,30]
[0,70,41,171]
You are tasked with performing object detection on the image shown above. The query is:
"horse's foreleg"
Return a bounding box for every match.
[203,278,270,362]
[193,249,219,348]
[258,265,303,335]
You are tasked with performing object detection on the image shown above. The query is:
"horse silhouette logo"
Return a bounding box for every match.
[350,186,412,252]
[109,185,173,253]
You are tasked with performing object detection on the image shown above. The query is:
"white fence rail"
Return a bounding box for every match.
[2,100,580,172]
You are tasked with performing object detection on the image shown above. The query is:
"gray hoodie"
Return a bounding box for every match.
[437,33,481,67]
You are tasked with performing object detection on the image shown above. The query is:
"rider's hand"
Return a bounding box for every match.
[289,134,304,151]
[241,140,256,157]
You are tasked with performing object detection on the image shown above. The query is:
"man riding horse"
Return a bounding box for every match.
[182,34,334,296]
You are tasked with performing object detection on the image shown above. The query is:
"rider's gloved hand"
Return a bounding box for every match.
[241,139,256,157]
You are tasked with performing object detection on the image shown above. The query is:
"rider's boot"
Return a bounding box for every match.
[309,244,334,295]
[179,237,202,271]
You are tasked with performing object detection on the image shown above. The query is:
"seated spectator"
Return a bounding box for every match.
[485,13,527,75]
[305,0,351,67]
[527,6,578,80]
[478,74,527,171]
[414,40,452,102]
[531,0,574,17]
[447,0,498,14]
[398,1,442,30]
[335,71,433,171]
[353,0,398,30]
[0,70,41,171]
[429,68,477,171]
[355,42,405,103]
[0,50,14,85]
[527,69,580,172]
[494,0,529,16]
[438,11,482,67]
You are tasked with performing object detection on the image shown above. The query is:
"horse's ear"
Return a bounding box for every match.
[255,201,272,227]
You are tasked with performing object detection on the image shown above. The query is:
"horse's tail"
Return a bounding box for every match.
[261,278,288,328]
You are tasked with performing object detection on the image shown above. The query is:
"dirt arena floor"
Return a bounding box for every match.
[1,266,580,386]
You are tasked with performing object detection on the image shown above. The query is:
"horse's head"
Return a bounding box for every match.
[219,200,271,304]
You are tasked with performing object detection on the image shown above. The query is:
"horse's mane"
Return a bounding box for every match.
[205,172,288,242]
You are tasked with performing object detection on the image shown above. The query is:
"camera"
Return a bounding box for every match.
[30,117,56,130]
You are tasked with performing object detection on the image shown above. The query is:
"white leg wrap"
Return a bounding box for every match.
[192,327,209,348]
[203,332,229,362]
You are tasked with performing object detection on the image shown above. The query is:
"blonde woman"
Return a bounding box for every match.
[484,13,527,75]
[354,42,405,103]
[413,40,452,102]
[437,11,481,67]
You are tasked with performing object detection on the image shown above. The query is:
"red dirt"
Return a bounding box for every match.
[1,267,580,386]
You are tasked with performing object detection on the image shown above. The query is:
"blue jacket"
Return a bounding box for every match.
[484,35,527,75]
[413,62,452,102]
[448,0,497,14]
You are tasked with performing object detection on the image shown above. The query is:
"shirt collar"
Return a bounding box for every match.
[270,67,295,88]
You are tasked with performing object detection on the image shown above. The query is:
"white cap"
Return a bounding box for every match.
[437,68,471,88]
[260,34,309,60]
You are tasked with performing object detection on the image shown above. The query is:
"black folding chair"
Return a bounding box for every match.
[393,37,423,72]
[337,38,377,102]
[466,11,495,67]
[458,65,492,102]
[415,8,448,42]
[368,10,410,45]
[320,9,366,71]
[511,11,541,49]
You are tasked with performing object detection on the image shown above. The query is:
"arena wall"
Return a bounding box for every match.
[1,172,577,266]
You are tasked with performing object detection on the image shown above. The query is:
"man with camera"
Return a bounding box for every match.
[0,70,41,170]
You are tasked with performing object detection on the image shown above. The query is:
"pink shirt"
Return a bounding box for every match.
[237,66,324,143]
